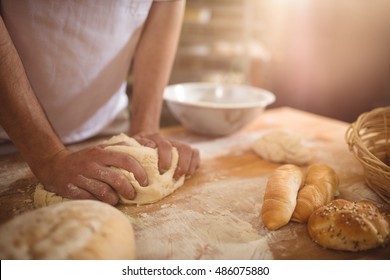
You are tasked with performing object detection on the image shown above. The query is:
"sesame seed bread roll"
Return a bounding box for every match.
[0,200,136,259]
[291,163,339,223]
[261,164,304,230]
[308,199,390,252]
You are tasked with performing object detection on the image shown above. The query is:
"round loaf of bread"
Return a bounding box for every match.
[308,199,390,252]
[0,200,136,259]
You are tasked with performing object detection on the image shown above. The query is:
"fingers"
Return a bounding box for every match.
[133,135,157,148]
[92,167,136,200]
[95,147,148,187]
[132,133,201,179]
[57,166,137,205]
[98,134,200,200]
[59,167,137,206]
[52,173,123,206]
[49,138,200,207]
[46,182,96,201]
[173,143,200,180]
[133,134,172,173]
[79,151,140,201]
[75,175,120,205]
[155,139,173,174]
[99,141,129,148]
[66,147,142,204]
[41,145,144,206]
[188,148,200,177]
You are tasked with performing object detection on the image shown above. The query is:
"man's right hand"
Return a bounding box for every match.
[36,145,148,205]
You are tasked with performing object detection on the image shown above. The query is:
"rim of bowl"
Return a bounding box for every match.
[163,82,276,109]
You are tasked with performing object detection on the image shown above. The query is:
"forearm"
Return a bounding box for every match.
[129,0,185,136]
[0,17,65,174]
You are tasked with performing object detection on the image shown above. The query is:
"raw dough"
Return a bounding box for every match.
[252,130,312,165]
[34,133,185,207]
[0,200,136,259]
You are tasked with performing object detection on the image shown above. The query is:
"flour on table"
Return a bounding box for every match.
[252,129,312,165]
[130,177,274,259]
[191,132,263,160]
[34,133,185,207]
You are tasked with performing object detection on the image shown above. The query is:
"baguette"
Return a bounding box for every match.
[261,164,304,230]
[291,163,339,223]
[308,199,390,252]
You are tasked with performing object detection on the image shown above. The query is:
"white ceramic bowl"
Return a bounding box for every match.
[163,83,275,136]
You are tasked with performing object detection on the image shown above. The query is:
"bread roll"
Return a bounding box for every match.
[308,199,390,252]
[0,200,136,259]
[291,163,339,223]
[261,164,304,230]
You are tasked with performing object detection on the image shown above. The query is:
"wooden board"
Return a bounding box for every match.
[0,107,389,259]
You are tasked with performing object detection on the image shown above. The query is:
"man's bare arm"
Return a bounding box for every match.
[0,16,145,205]
[129,0,200,179]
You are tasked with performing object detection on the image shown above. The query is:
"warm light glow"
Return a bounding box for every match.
[255,0,390,120]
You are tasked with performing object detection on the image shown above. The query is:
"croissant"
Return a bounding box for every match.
[261,164,304,230]
[291,163,339,223]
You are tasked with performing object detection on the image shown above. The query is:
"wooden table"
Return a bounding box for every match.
[0,107,389,259]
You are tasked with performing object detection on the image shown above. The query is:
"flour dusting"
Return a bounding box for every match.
[131,177,274,259]
[192,132,264,160]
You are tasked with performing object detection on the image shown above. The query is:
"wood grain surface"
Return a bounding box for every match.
[1,107,389,259]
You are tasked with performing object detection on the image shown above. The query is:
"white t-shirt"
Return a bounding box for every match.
[0,0,164,144]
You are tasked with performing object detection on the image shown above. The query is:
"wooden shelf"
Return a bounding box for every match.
[170,0,267,85]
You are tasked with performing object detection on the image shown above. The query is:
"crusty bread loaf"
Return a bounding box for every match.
[0,200,136,259]
[291,163,339,223]
[308,199,390,252]
[261,164,304,230]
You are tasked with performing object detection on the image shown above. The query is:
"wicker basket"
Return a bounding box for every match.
[345,107,390,204]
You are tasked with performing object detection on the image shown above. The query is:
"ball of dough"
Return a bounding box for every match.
[105,134,185,205]
[308,199,390,252]
[252,130,312,165]
[34,133,186,207]
[0,200,136,259]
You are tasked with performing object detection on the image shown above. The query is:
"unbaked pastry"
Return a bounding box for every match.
[252,130,311,165]
[0,200,136,259]
[308,199,390,252]
[34,133,185,207]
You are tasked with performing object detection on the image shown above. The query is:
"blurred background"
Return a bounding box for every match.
[158,0,390,125]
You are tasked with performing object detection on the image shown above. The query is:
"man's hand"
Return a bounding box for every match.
[133,133,200,180]
[37,145,148,205]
